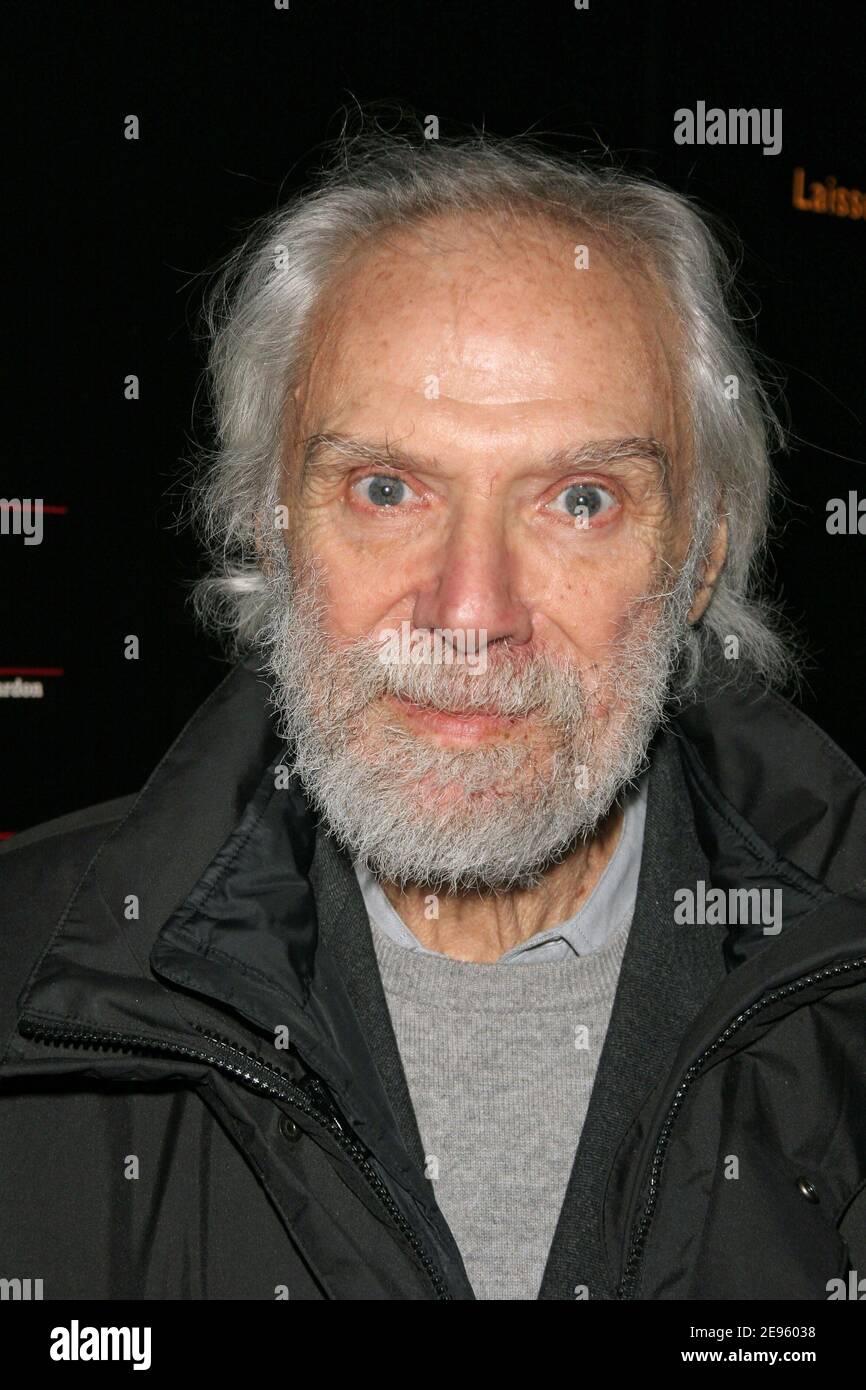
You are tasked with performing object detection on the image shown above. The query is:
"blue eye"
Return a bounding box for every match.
[356,474,410,507]
[551,482,616,522]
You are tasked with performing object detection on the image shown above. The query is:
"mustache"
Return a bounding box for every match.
[329,633,594,720]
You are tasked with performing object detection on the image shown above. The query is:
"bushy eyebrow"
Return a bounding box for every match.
[301,432,424,482]
[300,431,671,488]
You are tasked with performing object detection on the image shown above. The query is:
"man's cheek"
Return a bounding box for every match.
[550,592,638,661]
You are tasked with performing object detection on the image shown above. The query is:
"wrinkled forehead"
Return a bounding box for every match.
[291,209,689,481]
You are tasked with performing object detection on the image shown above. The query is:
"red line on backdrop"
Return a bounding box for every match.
[0,667,64,676]
[0,502,68,514]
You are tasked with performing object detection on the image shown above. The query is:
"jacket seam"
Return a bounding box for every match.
[833,1169,866,1230]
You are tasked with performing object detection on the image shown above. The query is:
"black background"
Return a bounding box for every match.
[3,0,864,835]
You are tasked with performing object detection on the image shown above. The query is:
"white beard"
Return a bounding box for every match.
[257,548,695,892]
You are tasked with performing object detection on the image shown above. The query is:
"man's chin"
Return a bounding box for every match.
[330,767,598,892]
[295,735,623,892]
[354,726,562,803]
[358,834,576,896]
[405,770,552,818]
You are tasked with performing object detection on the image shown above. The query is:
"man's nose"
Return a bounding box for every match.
[411,511,533,648]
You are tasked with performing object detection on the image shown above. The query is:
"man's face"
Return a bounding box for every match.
[265,213,700,890]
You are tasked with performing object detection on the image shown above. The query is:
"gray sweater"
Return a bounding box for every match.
[356,782,647,1299]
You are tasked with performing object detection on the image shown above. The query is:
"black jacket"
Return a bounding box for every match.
[2,656,866,1300]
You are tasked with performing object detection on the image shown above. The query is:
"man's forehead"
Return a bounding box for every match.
[307,212,674,364]
[292,213,685,469]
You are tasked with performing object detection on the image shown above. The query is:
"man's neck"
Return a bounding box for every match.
[377,803,625,964]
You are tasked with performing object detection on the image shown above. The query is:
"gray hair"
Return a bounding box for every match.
[188,124,800,694]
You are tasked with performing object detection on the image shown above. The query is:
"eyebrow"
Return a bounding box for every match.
[300,431,672,487]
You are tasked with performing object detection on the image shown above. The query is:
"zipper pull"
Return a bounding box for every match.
[299,1075,345,1133]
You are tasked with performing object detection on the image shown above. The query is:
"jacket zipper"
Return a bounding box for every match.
[617,953,866,1300]
[17,1015,452,1302]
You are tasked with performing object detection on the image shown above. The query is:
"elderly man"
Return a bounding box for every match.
[1,133,865,1303]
